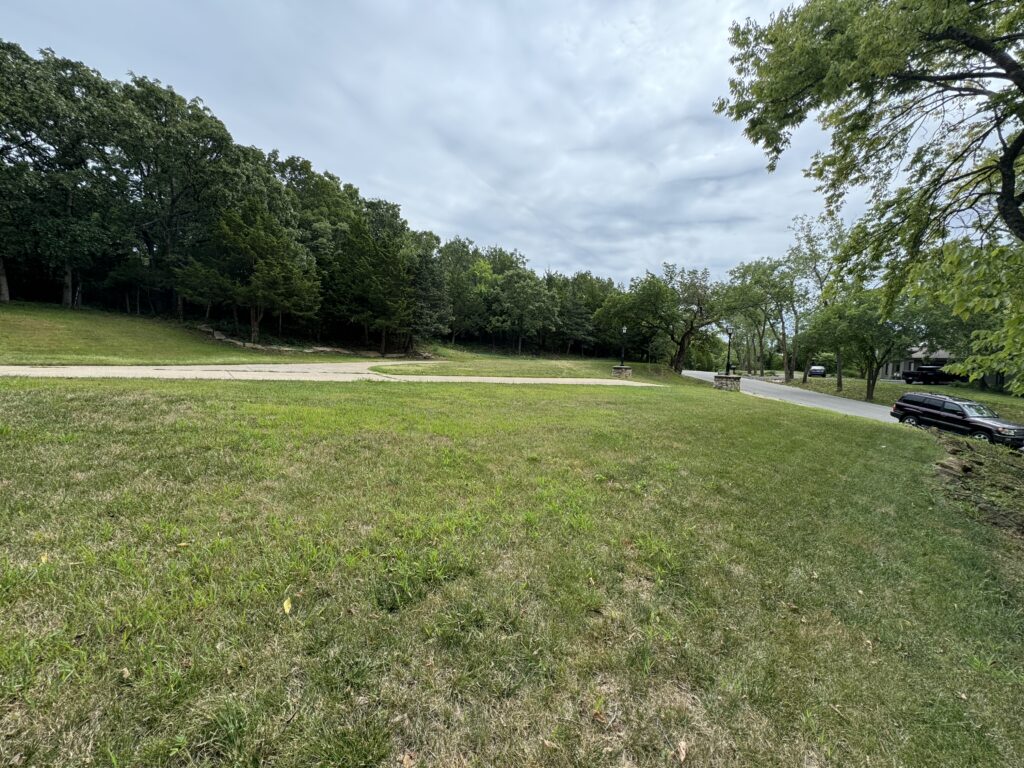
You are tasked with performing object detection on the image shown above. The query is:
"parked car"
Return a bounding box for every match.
[807,365,827,377]
[901,365,965,385]
[890,392,1024,447]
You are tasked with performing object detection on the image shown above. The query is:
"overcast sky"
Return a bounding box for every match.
[4,0,856,283]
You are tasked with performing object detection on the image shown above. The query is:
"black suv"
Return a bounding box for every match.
[890,392,1024,447]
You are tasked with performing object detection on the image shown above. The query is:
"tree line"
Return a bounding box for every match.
[722,214,995,401]
[0,41,717,363]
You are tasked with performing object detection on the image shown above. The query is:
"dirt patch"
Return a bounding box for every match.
[936,434,1024,536]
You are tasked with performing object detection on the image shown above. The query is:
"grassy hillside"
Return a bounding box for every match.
[375,345,686,385]
[789,376,1024,424]
[0,303,371,365]
[2,376,1022,766]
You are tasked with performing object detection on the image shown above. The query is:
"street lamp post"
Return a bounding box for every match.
[620,325,627,368]
[725,331,732,375]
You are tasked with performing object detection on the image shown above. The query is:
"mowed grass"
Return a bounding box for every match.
[2,377,1023,767]
[374,345,685,386]
[0,303,373,365]
[790,376,1024,424]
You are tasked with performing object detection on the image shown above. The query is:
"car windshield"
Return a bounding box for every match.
[961,403,998,418]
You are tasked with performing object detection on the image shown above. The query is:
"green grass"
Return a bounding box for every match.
[790,375,1024,424]
[374,345,686,386]
[0,303,374,365]
[2,376,1022,766]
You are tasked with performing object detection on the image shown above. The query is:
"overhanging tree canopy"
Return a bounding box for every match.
[716,0,1024,273]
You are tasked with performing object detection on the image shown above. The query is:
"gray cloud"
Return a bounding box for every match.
[3,0,858,283]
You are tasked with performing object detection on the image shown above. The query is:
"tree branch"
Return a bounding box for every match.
[930,27,1024,95]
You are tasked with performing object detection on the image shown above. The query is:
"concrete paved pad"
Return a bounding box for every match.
[0,361,660,387]
[680,370,893,422]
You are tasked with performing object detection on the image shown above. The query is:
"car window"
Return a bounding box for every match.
[962,403,998,418]
[902,394,923,404]
[922,398,945,409]
[942,402,964,415]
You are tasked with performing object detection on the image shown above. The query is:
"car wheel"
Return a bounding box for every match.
[903,415,920,427]
[969,431,991,442]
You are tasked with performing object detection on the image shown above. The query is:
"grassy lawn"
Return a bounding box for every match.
[2,376,1023,766]
[375,345,685,386]
[0,303,375,366]
[790,376,1024,424]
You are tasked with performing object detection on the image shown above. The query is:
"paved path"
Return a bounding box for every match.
[680,370,893,422]
[0,361,660,387]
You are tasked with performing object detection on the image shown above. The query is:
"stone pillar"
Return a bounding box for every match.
[713,374,741,391]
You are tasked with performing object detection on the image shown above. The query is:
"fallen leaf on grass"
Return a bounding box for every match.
[283,597,292,615]
[399,751,416,767]
[675,740,687,764]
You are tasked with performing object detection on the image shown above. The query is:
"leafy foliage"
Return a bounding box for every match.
[718,1,1024,391]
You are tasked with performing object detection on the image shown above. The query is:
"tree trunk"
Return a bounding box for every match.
[865,367,879,401]
[517,334,523,355]
[780,321,791,382]
[566,340,573,355]
[670,332,692,372]
[380,327,387,355]
[278,312,283,336]
[62,190,74,308]
[0,255,9,303]
[250,306,262,343]
[204,302,211,321]
[790,307,801,383]
[62,262,73,308]
[136,287,141,315]
[835,348,844,392]
[232,305,239,334]
[451,329,457,345]
[176,293,184,322]
[73,281,82,309]
[125,292,131,313]
[756,323,766,375]
[995,131,1024,243]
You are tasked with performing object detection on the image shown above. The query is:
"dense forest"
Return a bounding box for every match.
[0,41,722,362]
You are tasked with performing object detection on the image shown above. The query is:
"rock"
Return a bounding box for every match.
[213,331,227,340]
[305,346,353,354]
[197,324,214,334]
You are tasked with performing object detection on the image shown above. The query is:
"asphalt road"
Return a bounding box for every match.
[680,370,893,423]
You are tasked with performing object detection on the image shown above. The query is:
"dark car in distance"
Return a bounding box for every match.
[901,365,966,385]
[890,392,1024,447]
